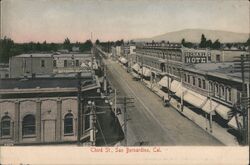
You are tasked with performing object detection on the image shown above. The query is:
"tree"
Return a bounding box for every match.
[245,38,250,47]
[199,34,207,48]
[95,39,100,45]
[0,37,15,63]
[226,43,233,49]
[181,38,194,48]
[63,37,71,51]
[212,39,221,49]
[206,39,212,48]
[79,40,93,52]
[181,38,186,46]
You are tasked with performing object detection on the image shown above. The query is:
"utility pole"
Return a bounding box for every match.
[124,97,127,146]
[90,103,96,146]
[114,89,117,117]
[77,72,82,145]
[234,54,250,145]
[180,64,184,112]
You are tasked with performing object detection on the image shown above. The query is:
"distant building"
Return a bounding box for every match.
[0,63,9,79]
[72,46,80,52]
[0,73,101,145]
[9,54,54,78]
[9,53,95,78]
[210,50,247,63]
[111,46,121,57]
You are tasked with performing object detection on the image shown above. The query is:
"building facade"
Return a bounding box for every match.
[132,43,249,141]
[9,53,94,78]
[0,73,101,145]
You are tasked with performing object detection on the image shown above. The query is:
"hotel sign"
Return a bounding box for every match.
[184,50,211,63]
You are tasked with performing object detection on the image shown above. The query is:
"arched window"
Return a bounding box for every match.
[1,116,11,136]
[22,114,36,136]
[64,113,74,134]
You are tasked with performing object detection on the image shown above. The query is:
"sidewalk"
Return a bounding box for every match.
[141,79,239,146]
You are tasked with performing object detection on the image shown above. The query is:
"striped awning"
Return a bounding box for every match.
[132,63,140,72]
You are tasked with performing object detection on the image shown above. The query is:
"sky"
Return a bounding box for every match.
[1,0,249,43]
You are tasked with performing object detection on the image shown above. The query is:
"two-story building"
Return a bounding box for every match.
[0,72,102,145]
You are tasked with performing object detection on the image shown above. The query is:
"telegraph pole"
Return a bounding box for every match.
[234,54,250,145]
[77,72,82,145]
[124,97,127,146]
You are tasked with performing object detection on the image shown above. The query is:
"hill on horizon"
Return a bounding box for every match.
[134,29,249,43]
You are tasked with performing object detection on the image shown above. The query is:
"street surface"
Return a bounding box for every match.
[105,58,222,146]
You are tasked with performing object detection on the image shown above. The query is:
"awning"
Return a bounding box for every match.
[184,89,207,109]
[132,63,140,72]
[139,67,151,77]
[215,104,232,120]
[131,71,140,79]
[228,115,243,130]
[158,76,170,88]
[170,80,181,93]
[201,99,218,114]
[120,57,128,64]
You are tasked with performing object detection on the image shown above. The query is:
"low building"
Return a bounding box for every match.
[0,63,9,79]
[9,54,53,78]
[9,53,95,78]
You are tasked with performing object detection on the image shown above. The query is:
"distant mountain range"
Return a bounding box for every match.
[134,29,249,43]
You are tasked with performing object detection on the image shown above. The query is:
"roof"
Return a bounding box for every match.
[185,62,249,82]
[14,54,53,58]
[14,53,92,58]
[53,54,92,58]
[0,74,95,90]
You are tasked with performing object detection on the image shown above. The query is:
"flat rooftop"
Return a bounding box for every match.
[14,53,92,58]
[0,73,95,90]
[186,62,249,80]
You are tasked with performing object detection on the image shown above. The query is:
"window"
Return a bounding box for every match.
[184,74,187,82]
[53,60,57,67]
[41,60,45,67]
[76,60,79,67]
[64,60,67,67]
[192,76,196,86]
[202,79,206,89]
[5,74,9,78]
[227,88,232,102]
[187,75,190,83]
[215,83,219,96]
[220,85,225,97]
[198,78,201,88]
[1,116,11,136]
[22,115,36,136]
[64,113,73,134]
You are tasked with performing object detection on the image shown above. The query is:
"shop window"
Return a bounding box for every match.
[64,113,73,135]
[1,116,11,136]
[22,115,36,136]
